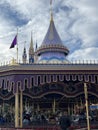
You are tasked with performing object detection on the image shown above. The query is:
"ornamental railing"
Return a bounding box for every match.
[0,59,98,66]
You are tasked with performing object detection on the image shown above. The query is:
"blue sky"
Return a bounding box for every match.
[0,0,98,63]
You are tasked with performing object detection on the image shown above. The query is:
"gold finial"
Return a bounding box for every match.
[50,11,53,21]
[9,58,19,65]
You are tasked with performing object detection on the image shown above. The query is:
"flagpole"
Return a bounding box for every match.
[17,28,18,63]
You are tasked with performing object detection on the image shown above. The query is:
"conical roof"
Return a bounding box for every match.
[36,14,69,57]
[29,32,34,54]
[42,16,63,46]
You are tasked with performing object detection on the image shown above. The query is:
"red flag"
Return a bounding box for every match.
[10,35,17,49]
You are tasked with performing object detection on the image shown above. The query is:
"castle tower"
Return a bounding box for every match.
[35,11,69,64]
[22,46,27,64]
[29,32,34,63]
[34,40,38,63]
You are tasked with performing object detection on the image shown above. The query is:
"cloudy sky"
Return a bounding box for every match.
[0,0,98,63]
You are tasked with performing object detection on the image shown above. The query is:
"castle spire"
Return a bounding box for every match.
[34,40,38,63]
[50,10,53,21]
[22,41,27,64]
[29,31,34,63]
[30,31,33,48]
[35,0,69,64]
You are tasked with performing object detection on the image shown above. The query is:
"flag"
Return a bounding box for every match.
[10,35,17,49]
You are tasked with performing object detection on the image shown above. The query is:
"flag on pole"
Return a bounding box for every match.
[10,35,17,49]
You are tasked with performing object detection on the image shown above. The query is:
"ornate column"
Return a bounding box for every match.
[15,92,19,128]
[84,83,90,130]
[20,91,23,128]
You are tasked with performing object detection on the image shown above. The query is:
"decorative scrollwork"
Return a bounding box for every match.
[66,82,76,93]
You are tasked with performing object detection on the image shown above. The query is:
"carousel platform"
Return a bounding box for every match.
[0,125,98,130]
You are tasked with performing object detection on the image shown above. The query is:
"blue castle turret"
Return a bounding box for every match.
[35,13,69,64]
[22,46,27,64]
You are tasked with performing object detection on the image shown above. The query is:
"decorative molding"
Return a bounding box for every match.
[0,73,97,94]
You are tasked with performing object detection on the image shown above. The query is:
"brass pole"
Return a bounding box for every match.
[15,92,19,128]
[84,83,90,130]
[20,91,23,128]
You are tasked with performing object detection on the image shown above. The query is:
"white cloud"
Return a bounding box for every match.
[68,47,98,61]
[0,0,98,63]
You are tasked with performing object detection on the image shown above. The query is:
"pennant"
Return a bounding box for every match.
[10,35,17,49]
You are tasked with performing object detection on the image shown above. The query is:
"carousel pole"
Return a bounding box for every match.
[15,91,19,128]
[20,91,23,128]
[74,102,76,114]
[80,97,83,107]
[25,98,27,110]
[68,104,70,115]
[27,99,29,110]
[72,104,74,115]
[53,98,56,114]
[2,100,4,114]
[84,83,90,130]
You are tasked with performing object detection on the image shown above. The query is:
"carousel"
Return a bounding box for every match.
[0,4,98,130]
